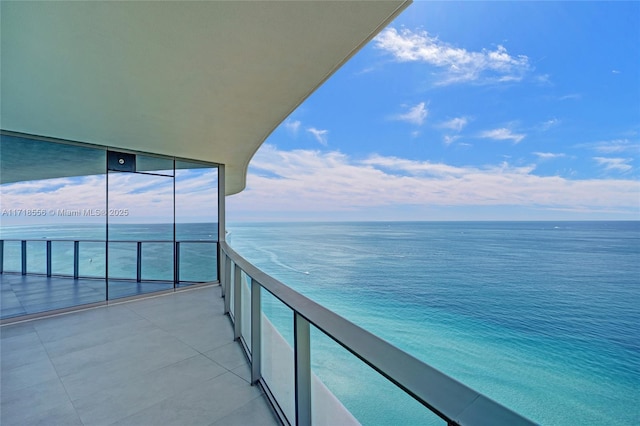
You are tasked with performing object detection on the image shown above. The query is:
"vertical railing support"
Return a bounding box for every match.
[175,241,181,285]
[21,240,27,275]
[73,241,79,279]
[46,240,52,277]
[251,279,262,384]
[220,250,226,298]
[136,241,142,282]
[294,313,312,426]
[233,263,242,340]
[224,256,232,315]
[216,242,221,285]
[0,240,4,274]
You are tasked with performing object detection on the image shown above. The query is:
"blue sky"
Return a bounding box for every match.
[1,2,638,225]
[227,1,640,221]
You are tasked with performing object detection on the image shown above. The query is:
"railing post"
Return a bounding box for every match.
[220,250,226,298]
[73,241,79,279]
[175,241,181,285]
[294,313,312,426]
[233,263,242,340]
[136,241,142,282]
[216,241,221,285]
[46,240,52,277]
[0,240,4,274]
[21,240,27,275]
[251,278,261,384]
[224,256,232,315]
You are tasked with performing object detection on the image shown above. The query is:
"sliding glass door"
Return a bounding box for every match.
[1,134,220,319]
[106,152,175,299]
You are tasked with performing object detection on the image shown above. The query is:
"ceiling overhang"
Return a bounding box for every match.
[1,1,410,194]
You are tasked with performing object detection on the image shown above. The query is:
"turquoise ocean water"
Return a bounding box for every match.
[2,221,638,424]
[226,221,640,425]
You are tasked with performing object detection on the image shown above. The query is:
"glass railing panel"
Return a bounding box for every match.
[141,242,173,281]
[107,241,136,280]
[26,241,46,274]
[240,270,252,353]
[0,240,24,319]
[107,241,173,300]
[177,242,217,284]
[78,241,106,278]
[1,240,107,319]
[51,241,74,276]
[310,325,444,426]
[2,241,21,273]
[261,289,295,424]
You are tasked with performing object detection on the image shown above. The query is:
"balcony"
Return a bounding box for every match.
[0,285,278,425]
[1,238,536,425]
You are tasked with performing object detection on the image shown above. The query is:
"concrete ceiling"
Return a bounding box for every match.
[0,1,410,194]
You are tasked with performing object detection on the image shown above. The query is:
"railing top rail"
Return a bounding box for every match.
[0,239,216,243]
[220,241,535,426]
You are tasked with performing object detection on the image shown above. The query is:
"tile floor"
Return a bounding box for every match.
[0,285,279,426]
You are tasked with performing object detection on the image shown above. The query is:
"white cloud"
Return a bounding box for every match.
[540,118,560,131]
[535,74,552,85]
[393,102,428,126]
[558,93,582,101]
[479,128,526,143]
[374,27,530,85]
[584,139,640,154]
[285,119,301,135]
[440,117,468,132]
[307,127,329,146]
[443,135,460,146]
[440,117,467,146]
[612,70,621,74]
[226,145,639,218]
[534,152,566,160]
[594,157,633,173]
[361,154,479,177]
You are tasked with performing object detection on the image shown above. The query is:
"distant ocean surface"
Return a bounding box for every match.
[226,221,640,425]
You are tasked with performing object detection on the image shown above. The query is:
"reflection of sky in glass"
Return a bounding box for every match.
[178,169,219,224]
[1,175,107,226]
[2,162,217,226]
[108,172,173,223]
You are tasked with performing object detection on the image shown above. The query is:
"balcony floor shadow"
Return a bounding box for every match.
[0,285,279,426]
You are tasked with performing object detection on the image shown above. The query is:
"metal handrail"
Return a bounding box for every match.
[0,238,214,243]
[220,241,536,426]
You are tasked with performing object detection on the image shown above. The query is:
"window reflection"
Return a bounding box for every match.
[0,134,219,318]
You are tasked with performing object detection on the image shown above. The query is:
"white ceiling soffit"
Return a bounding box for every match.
[1,1,411,195]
